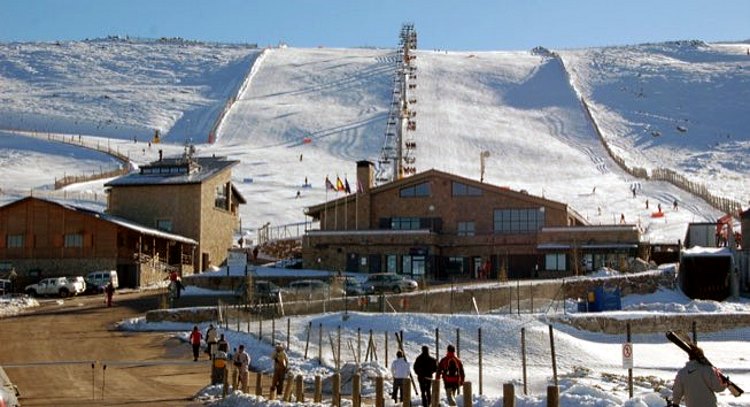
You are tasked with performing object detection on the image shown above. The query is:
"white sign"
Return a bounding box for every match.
[622,342,633,369]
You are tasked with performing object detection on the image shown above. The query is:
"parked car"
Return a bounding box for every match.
[234,280,285,303]
[365,273,418,294]
[24,276,85,297]
[84,270,119,294]
[287,279,345,299]
[338,276,374,296]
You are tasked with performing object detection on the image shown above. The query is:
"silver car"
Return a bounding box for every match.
[364,273,418,294]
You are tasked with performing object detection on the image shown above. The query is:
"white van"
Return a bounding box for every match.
[85,270,119,293]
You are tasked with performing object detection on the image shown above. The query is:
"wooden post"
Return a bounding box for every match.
[503,383,515,407]
[272,317,276,345]
[530,282,534,313]
[430,379,441,407]
[294,374,304,402]
[332,372,341,407]
[352,373,361,407]
[692,320,697,344]
[258,318,262,342]
[456,328,460,357]
[255,372,262,396]
[478,327,483,395]
[357,327,362,365]
[385,331,389,369]
[402,379,412,406]
[462,381,472,407]
[548,325,558,386]
[318,323,323,365]
[305,321,312,359]
[521,327,528,395]
[516,280,521,315]
[435,327,439,359]
[282,373,293,401]
[547,385,559,407]
[287,318,291,351]
[314,375,322,402]
[337,325,342,371]
[376,376,385,407]
[627,322,633,398]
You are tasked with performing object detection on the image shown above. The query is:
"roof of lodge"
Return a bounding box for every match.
[105,156,239,187]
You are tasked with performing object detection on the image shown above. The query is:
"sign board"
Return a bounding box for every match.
[622,342,633,369]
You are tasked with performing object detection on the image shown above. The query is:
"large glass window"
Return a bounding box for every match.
[399,182,431,198]
[545,253,567,271]
[457,221,475,236]
[493,207,545,234]
[391,217,421,230]
[447,256,465,274]
[402,255,426,277]
[452,182,483,196]
[64,233,83,248]
[6,234,24,248]
[386,255,398,273]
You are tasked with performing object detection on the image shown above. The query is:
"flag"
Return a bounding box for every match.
[344,178,352,194]
[325,176,336,191]
[336,176,345,192]
[357,180,364,194]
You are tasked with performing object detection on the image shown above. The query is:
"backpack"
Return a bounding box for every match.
[446,357,459,377]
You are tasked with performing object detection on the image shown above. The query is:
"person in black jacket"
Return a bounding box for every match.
[413,345,437,406]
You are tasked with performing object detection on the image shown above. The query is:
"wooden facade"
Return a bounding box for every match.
[303,161,642,281]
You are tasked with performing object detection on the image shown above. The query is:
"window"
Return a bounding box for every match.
[399,182,431,198]
[64,233,83,248]
[391,217,421,230]
[6,234,24,248]
[215,183,228,209]
[386,255,398,273]
[493,207,545,234]
[156,219,173,232]
[452,182,482,196]
[545,253,567,271]
[457,221,475,236]
[402,255,426,277]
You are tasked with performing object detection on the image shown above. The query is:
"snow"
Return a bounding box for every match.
[0,295,39,317]
[117,286,750,406]
[1,36,750,406]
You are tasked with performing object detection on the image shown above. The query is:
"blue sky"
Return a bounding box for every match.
[1,0,748,50]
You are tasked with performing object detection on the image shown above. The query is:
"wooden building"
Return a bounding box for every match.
[303,161,641,280]
[0,196,197,288]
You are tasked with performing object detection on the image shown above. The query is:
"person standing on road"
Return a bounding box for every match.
[270,344,288,397]
[104,281,115,307]
[206,324,218,357]
[671,346,727,407]
[436,344,465,406]
[189,326,202,362]
[413,345,437,407]
[217,334,229,353]
[235,344,251,393]
[390,350,410,403]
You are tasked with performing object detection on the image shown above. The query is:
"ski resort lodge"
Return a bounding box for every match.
[302,161,642,280]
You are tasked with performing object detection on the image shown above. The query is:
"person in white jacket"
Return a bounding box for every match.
[672,347,727,407]
[390,351,411,403]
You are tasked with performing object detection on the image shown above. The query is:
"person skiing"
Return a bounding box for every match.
[671,346,728,406]
[104,281,115,307]
[390,350,410,403]
[205,324,218,358]
[189,326,202,361]
[270,344,288,397]
[436,344,465,406]
[413,345,437,407]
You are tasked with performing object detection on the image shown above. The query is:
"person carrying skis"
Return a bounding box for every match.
[390,350,411,403]
[413,345,437,407]
[436,344,465,406]
[205,324,218,357]
[671,346,728,407]
[270,344,288,397]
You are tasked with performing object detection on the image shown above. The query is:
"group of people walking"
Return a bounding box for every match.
[392,344,465,406]
[189,324,251,392]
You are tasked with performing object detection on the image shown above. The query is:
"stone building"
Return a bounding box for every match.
[303,161,641,280]
[0,196,197,288]
[105,154,245,272]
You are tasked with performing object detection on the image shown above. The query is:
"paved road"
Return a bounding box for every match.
[0,291,211,406]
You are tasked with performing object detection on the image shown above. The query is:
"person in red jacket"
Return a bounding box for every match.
[436,344,465,406]
[189,326,203,361]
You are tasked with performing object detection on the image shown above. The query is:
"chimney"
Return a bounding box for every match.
[158,149,163,161]
[356,160,374,193]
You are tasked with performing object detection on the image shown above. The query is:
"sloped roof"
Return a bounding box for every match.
[306,168,569,217]
[0,197,197,245]
[105,156,238,187]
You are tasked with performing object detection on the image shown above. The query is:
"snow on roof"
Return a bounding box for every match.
[682,245,733,256]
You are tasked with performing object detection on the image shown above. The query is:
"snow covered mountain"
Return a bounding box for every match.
[1,38,748,243]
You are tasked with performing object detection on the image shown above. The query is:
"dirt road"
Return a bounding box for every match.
[0,291,211,406]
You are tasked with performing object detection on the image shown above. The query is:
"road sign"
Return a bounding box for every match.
[622,342,633,369]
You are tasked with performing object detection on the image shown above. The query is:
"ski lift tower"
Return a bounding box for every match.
[376,23,418,185]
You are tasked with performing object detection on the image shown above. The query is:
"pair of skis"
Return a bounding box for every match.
[666,331,743,397]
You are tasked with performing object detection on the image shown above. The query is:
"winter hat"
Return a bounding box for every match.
[447,344,455,353]
[422,345,429,353]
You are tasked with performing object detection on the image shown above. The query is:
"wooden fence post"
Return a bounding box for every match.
[430,379,441,407]
[478,327,483,395]
[255,372,262,396]
[462,381,472,407]
[332,372,341,407]
[352,373,361,407]
[547,385,559,407]
[521,327,527,395]
[294,374,304,402]
[548,325,558,386]
[376,376,384,407]
[314,375,322,402]
[503,383,515,407]
[402,379,411,406]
